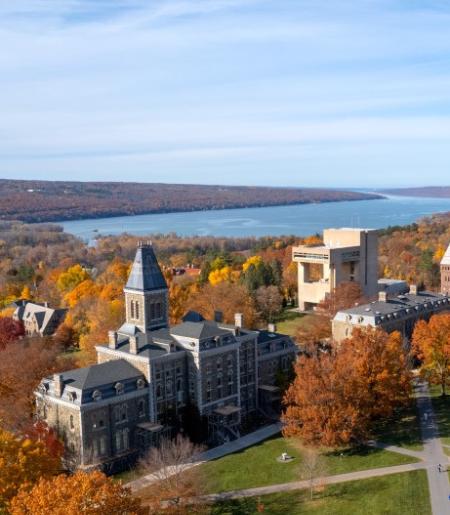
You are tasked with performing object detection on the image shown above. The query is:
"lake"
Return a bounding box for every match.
[60,195,450,240]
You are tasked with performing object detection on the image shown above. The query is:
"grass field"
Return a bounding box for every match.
[210,470,430,515]
[276,311,306,337]
[194,435,418,494]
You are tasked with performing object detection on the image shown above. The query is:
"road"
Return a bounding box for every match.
[415,380,450,515]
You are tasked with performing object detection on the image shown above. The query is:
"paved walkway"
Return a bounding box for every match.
[196,462,427,503]
[366,439,425,460]
[415,380,450,515]
[128,422,282,492]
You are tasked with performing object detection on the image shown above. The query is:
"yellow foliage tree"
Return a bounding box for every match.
[242,255,263,272]
[56,265,90,293]
[208,266,234,286]
[64,279,98,308]
[9,470,145,515]
[0,428,60,510]
[433,245,446,264]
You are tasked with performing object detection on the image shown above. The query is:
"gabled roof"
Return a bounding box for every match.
[441,244,450,266]
[125,243,167,292]
[58,359,143,391]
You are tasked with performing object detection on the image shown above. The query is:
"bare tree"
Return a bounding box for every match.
[256,285,283,323]
[139,434,205,513]
[299,448,327,500]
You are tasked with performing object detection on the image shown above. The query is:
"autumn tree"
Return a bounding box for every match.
[188,282,260,328]
[0,337,75,431]
[0,317,24,349]
[294,315,331,352]
[283,328,411,447]
[412,313,450,396]
[299,448,327,500]
[0,428,61,510]
[139,435,204,513]
[318,282,366,318]
[8,470,145,515]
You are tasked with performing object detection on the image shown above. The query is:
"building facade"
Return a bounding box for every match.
[36,243,297,471]
[441,244,450,295]
[292,228,378,311]
[332,286,450,343]
[13,300,67,337]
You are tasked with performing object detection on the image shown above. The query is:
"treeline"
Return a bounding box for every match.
[0,179,382,223]
[381,186,450,198]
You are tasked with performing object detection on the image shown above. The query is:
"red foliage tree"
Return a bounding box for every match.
[0,317,24,350]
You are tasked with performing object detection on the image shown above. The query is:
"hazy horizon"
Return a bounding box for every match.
[2,1,450,188]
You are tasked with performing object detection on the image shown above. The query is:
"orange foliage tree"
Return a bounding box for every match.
[283,328,411,447]
[0,428,61,510]
[8,470,145,515]
[318,282,366,318]
[412,313,450,396]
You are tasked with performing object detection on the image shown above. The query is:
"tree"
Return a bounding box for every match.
[53,323,75,350]
[56,264,90,293]
[283,328,411,447]
[299,448,327,500]
[0,428,61,510]
[0,317,24,349]
[255,285,283,322]
[294,315,331,352]
[9,470,145,515]
[0,337,75,431]
[318,282,365,318]
[412,313,450,396]
[139,435,204,513]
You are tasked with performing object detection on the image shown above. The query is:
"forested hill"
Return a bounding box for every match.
[381,187,450,198]
[0,180,382,223]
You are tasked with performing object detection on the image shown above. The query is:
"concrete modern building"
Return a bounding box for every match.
[332,286,450,343]
[13,300,67,337]
[441,244,450,295]
[35,243,297,472]
[292,228,379,311]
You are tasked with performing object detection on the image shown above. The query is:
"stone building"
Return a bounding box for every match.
[13,300,67,337]
[332,286,450,343]
[35,243,297,471]
[292,228,379,311]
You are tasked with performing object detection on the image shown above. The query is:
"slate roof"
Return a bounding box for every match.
[58,359,143,391]
[125,244,167,292]
[170,321,230,340]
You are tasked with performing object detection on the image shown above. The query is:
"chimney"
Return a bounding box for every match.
[44,302,49,308]
[129,335,139,354]
[268,322,277,333]
[53,374,64,397]
[214,310,223,323]
[108,331,118,349]
[234,313,244,329]
[378,291,388,302]
[409,284,418,295]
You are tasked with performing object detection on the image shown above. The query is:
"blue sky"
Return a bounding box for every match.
[1,0,450,188]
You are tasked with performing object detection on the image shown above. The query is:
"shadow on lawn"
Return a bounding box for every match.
[431,395,450,440]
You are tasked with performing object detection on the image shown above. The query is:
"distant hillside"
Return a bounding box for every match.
[0,180,382,223]
[382,187,450,198]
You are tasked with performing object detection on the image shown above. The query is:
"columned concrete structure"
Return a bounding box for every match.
[292,228,379,311]
[441,244,450,295]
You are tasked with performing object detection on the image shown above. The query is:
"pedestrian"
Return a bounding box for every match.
[438,464,442,473]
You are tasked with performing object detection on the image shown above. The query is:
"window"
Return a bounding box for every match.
[115,382,124,395]
[70,414,74,430]
[228,384,233,396]
[114,406,121,423]
[121,404,128,421]
[156,384,162,399]
[166,380,172,395]
[176,379,182,392]
[135,301,140,319]
[130,301,135,319]
[100,436,107,455]
[155,303,162,318]
[92,390,102,401]
[138,399,145,417]
[216,359,222,371]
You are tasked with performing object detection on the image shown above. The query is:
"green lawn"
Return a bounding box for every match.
[276,311,306,337]
[372,402,423,451]
[196,435,419,494]
[210,470,431,515]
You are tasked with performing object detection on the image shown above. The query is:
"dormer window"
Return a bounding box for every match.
[68,391,77,402]
[92,390,102,401]
[137,378,145,390]
[115,382,124,395]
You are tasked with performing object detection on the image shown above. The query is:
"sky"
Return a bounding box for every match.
[1,0,450,188]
